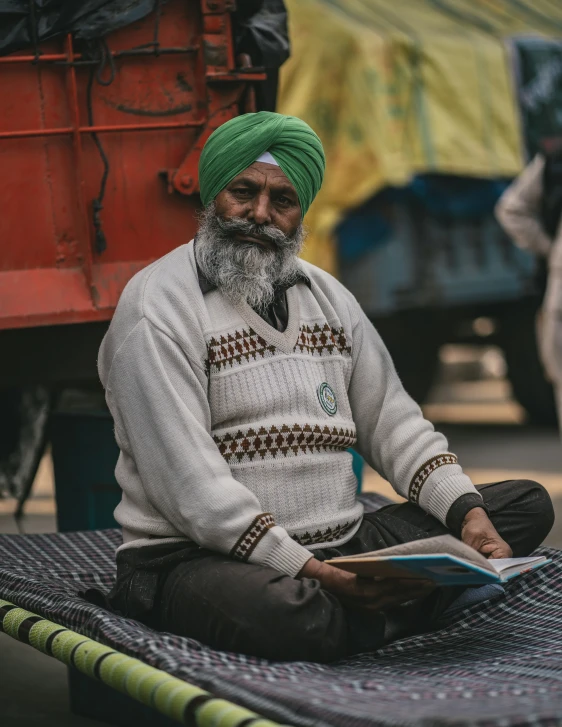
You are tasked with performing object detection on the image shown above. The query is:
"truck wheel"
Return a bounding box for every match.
[393,344,440,404]
[374,314,441,404]
[500,303,558,427]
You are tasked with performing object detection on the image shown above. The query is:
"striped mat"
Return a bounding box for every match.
[1,493,562,727]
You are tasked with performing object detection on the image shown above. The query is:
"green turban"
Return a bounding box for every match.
[198,111,325,216]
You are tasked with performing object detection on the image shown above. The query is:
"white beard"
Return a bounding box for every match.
[195,203,305,312]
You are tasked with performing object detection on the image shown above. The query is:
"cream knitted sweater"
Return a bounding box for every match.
[98,241,479,577]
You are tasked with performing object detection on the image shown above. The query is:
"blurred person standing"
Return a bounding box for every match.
[496,148,562,431]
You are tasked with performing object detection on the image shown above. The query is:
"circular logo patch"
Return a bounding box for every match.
[317,382,337,416]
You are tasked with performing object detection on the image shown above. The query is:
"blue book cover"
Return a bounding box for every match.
[326,535,549,586]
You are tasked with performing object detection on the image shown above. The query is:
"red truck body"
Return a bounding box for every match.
[0,0,262,332]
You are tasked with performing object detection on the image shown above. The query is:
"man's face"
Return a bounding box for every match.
[214,161,302,246]
[195,162,306,312]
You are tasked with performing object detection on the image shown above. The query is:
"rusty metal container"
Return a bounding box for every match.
[0,0,262,336]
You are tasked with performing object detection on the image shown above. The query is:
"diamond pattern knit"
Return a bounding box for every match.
[98,242,479,578]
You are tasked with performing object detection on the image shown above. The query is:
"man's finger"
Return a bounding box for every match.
[478,540,513,559]
[489,546,513,559]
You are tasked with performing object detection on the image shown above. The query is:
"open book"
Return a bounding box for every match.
[325,535,550,586]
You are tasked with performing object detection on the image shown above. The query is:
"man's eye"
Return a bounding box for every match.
[277,196,292,206]
[232,188,252,196]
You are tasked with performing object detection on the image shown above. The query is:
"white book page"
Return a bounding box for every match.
[489,556,546,575]
[336,534,496,573]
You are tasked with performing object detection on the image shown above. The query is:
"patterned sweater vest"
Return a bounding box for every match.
[203,282,364,552]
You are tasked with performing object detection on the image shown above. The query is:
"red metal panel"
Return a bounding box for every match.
[0,0,263,331]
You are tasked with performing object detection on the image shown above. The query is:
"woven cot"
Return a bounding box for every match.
[1,493,562,727]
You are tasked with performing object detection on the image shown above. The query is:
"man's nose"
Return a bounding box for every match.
[249,193,272,226]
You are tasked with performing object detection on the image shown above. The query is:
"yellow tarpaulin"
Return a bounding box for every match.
[279,0,562,274]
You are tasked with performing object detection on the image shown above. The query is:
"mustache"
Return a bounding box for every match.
[213,215,291,249]
[195,203,306,312]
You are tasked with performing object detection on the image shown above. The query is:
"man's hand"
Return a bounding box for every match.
[297,558,434,612]
[461,507,512,559]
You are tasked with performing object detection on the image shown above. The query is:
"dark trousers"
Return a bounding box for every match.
[106,480,554,663]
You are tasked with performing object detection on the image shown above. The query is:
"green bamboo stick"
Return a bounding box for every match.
[0,599,286,727]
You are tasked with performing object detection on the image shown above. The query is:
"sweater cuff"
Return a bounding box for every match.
[423,474,480,526]
[250,525,313,577]
[445,493,488,537]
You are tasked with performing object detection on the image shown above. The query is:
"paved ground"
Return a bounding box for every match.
[1,370,561,726]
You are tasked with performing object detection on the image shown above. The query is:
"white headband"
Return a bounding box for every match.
[255,151,279,166]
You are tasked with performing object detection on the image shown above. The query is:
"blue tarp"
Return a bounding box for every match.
[338,177,511,262]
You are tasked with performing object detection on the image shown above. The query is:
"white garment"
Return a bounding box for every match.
[98,242,478,577]
[495,155,562,389]
[495,155,554,261]
[540,276,562,381]
[255,151,279,166]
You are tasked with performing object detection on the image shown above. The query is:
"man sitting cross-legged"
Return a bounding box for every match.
[98,112,554,662]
